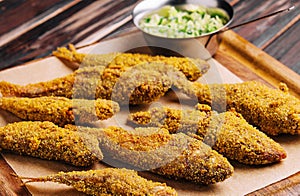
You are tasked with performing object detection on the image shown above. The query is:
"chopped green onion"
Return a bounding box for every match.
[139,5,229,38]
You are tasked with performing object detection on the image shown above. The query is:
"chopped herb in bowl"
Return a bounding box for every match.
[139,5,230,38]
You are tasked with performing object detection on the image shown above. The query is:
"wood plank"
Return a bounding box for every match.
[246,172,300,196]
[0,153,31,195]
[0,0,138,70]
[264,18,300,75]
[0,0,65,35]
[213,50,272,86]
[230,0,299,48]
[0,0,80,47]
[260,13,300,50]
[75,0,141,47]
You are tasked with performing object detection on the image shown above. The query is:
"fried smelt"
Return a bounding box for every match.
[129,105,287,165]
[20,168,177,196]
[181,81,300,135]
[68,126,234,185]
[0,71,76,98]
[53,44,210,81]
[0,97,119,126]
[0,121,102,166]
[0,62,190,105]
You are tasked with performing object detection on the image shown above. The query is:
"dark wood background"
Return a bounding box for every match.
[0,0,299,75]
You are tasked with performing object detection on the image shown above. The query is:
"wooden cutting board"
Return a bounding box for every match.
[0,30,299,195]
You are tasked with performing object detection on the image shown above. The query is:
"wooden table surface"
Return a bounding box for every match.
[0,0,299,195]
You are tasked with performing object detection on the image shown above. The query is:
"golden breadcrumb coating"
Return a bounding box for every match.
[128,105,287,165]
[0,73,75,98]
[0,62,192,105]
[20,168,177,196]
[53,44,210,81]
[0,121,102,166]
[179,81,300,135]
[66,126,234,185]
[0,97,119,126]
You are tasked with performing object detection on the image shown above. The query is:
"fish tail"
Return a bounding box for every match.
[0,81,21,97]
[53,44,85,69]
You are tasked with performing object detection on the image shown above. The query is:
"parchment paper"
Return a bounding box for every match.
[0,32,299,196]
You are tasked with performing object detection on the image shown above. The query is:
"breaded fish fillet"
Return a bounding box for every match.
[67,125,234,185]
[20,168,177,196]
[179,81,300,135]
[0,121,102,166]
[0,63,190,105]
[0,97,119,126]
[128,105,287,165]
[53,44,210,81]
